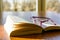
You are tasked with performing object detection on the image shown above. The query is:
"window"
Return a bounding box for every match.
[2,0,38,24]
[46,0,60,13]
[3,0,37,12]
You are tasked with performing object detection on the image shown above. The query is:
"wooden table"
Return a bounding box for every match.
[1,25,60,40]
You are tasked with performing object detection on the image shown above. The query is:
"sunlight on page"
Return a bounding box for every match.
[4,16,14,36]
[4,15,31,36]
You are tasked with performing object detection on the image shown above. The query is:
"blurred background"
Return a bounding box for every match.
[46,0,60,24]
[1,0,38,24]
[1,0,60,25]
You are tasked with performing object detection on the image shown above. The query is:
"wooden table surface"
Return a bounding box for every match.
[1,25,60,40]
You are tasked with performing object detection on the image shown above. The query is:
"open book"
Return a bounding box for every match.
[4,15,60,37]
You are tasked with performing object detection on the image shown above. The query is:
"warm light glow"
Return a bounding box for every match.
[4,16,14,36]
[4,15,31,36]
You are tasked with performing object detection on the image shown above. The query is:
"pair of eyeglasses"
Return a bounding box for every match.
[32,16,56,26]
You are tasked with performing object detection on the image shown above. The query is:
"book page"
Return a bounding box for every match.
[4,15,32,36]
[42,20,60,29]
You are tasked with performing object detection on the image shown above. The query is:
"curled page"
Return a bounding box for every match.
[4,15,31,36]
